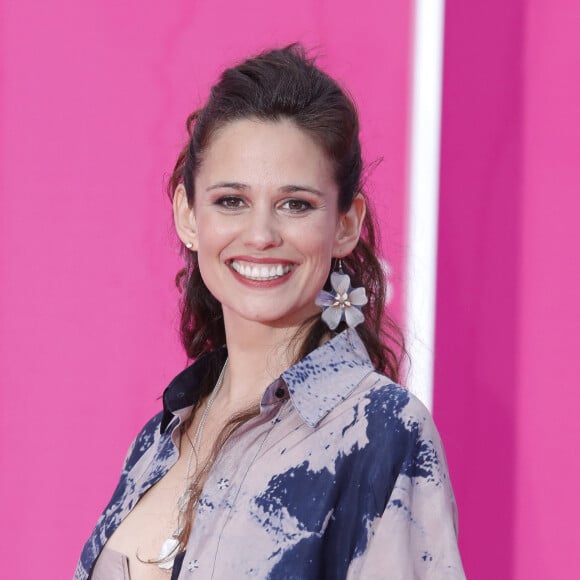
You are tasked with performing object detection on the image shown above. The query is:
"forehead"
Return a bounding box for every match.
[195,118,336,191]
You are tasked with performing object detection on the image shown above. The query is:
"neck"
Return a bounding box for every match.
[218,312,310,407]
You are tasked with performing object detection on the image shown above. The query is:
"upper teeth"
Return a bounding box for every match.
[230,261,294,280]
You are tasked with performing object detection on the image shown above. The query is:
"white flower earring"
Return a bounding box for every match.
[315,259,368,330]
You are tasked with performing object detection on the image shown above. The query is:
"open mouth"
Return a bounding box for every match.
[229,260,295,281]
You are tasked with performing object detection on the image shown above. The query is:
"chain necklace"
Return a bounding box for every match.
[158,359,228,570]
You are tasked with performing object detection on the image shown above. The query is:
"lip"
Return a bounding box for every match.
[227,256,297,287]
[227,256,296,265]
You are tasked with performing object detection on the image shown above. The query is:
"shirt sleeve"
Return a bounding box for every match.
[74,413,166,580]
[347,394,466,579]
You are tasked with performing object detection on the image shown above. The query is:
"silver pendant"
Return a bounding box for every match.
[158,532,180,570]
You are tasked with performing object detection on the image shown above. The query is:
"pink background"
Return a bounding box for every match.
[435,0,580,577]
[1,1,579,578]
[0,0,411,576]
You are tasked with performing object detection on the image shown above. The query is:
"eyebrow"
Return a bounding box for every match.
[206,182,323,196]
[206,182,248,192]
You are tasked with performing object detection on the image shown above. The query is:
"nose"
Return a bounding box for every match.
[242,205,282,250]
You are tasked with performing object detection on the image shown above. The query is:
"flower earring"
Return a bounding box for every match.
[315,259,368,330]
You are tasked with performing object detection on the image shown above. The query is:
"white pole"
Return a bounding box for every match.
[404,0,446,411]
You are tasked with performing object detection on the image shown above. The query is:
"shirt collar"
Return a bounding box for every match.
[280,328,375,427]
[160,348,227,433]
[160,328,375,433]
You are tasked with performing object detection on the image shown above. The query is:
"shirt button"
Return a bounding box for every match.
[275,387,286,399]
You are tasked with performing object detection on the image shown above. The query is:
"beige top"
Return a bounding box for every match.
[76,330,465,580]
[90,548,131,580]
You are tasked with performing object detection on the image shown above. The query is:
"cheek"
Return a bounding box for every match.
[195,217,231,254]
[301,220,340,259]
[296,230,336,282]
[193,226,221,279]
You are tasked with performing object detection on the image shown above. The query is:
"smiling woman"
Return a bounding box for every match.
[75,45,465,580]
[174,118,362,330]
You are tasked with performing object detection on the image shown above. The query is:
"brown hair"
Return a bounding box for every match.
[166,44,406,558]
[169,44,405,380]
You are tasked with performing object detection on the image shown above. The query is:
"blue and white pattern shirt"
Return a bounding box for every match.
[75,329,465,579]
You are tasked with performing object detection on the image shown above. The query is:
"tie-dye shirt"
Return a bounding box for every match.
[75,329,465,579]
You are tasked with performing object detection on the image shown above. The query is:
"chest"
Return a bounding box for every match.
[92,392,390,579]
[178,407,382,578]
[102,438,190,579]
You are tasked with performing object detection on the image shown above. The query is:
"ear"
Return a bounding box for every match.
[333,193,366,258]
[173,184,198,251]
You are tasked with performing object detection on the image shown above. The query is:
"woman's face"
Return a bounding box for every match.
[175,118,363,330]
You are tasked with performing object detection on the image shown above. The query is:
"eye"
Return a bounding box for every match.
[216,195,245,209]
[280,198,313,212]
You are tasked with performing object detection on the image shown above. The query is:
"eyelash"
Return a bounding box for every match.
[216,196,245,209]
[214,196,314,213]
[280,199,313,212]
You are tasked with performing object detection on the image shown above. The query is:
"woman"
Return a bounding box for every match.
[75,45,464,579]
